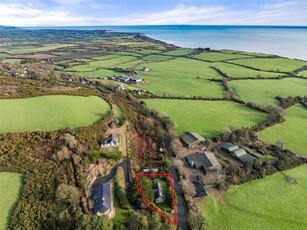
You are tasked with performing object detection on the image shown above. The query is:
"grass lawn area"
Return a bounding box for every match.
[258,104,307,156]
[212,62,284,78]
[163,48,192,56]
[0,95,110,132]
[227,58,307,72]
[114,104,122,119]
[143,99,267,138]
[0,172,23,230]
[194,52,251,61]
[113,195,129,222]
[198,165,307,230]
[229,78,307,105]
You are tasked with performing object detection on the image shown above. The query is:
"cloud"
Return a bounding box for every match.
[0,0,306,26]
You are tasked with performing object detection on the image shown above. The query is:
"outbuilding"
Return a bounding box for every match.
[180,132,205,147]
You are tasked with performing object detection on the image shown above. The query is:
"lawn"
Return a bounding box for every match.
[258,104,307,156]
[198,165,307,230]
[194,52,251,62]
[227,58,307,72]
[212,62,284,78]
[0,95,110,132]
[0,172,23,230]
[229,78,307,105]
[114,104,123,119]
[143,99,267,138]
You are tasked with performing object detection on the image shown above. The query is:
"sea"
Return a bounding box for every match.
[21,25,307,61]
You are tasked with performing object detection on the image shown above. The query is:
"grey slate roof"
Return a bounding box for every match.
[92,182,111,214]
[180,132,205,146]
[183,152,213,169]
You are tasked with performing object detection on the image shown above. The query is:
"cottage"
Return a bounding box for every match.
[92,182,111,215]
[143,67,150,72]
[180,132,205,147]
[153,182,164,203]
[100,133,119,148]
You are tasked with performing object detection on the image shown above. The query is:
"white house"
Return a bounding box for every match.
[153,182,164,203]
[100,134,119,148]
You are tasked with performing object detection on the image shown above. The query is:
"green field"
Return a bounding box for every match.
[137,57,225,97]
[0,172,23,230]
[229,78,307,105]
[227,58,307,72]
[258,104,307,156]
[163,48,192,56]
[0,95,110,132]
[142,55,173,62]
[143,99,267,137]
[221,49,272,57]
[212,62,284,78]
[194,52,251,61]
[299,70,307,77]
[69,56,137,72]
[3,44,75,55]
[199,165,307,230]
[74,69,121,78]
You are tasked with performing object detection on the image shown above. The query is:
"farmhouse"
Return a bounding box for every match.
[221,142,255,163]
[100,133,119,148]
[92,182,111,215]
[180,132,205,147]
[183,151,221,173]
[153,182,164,203]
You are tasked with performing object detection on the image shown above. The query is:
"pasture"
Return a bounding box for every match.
[229,78,307,105]
[198,165,307,230]
[227,57,307,72]
[299,70,307,77]
[258,104,307,156]
[142,55,173,62]
[212,62,284,78]
[2,44,75,55]
[0,95,110,132]
[163,48,192,56]
[0,172,23,230]
[69,56,137,72]
[143,99,267,137]
[194,52,250,61]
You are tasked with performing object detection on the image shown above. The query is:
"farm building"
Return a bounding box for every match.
[130,77,143,84]
[221,142,255,163]
[153,182,164,203]
[92,182,111,215]
[180,132,205,147]
[116,75,130,82]
[100,133,119,148]
[183,151,221,173]
[189,175,207,197]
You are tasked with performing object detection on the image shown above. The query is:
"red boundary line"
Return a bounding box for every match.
[136,173,178,226]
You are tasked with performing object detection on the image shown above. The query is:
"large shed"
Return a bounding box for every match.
[180,132,205,147]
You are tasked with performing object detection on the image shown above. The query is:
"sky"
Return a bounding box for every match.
[0,0,306,26]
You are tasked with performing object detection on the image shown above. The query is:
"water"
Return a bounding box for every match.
[22,25,307,60]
